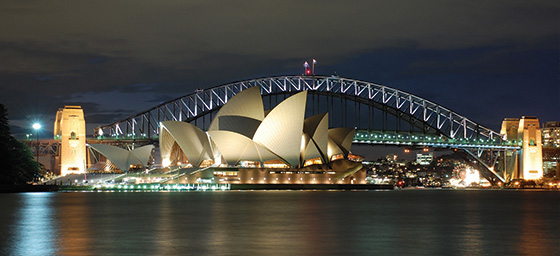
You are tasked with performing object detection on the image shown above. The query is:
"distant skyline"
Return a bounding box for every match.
[0,0,558,138]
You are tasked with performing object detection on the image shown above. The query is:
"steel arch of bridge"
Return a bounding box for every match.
[97,75,502,143]
[96,76,502,141]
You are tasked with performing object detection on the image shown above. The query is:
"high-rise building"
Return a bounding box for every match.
[542,121,560,147]
[542,121,560,178]
[54,106,86,176]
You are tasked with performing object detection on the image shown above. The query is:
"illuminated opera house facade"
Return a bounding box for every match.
[160,86,367,184]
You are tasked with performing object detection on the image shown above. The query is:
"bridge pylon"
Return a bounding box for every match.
[500,116,543,181]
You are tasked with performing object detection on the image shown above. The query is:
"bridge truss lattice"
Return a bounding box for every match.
[97,75,502,143]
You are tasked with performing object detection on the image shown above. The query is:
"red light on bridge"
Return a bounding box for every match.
[305,69,311,75]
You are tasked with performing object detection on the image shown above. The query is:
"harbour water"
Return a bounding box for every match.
[1,190,558,256]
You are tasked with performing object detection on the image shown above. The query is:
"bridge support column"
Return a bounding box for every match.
[502,149,520,182]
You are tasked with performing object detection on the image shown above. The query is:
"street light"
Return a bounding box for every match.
[32,123,41,163]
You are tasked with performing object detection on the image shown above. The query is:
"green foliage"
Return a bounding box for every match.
[0,104,40,184]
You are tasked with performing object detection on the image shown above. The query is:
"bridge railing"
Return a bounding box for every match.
[353,130,519,150]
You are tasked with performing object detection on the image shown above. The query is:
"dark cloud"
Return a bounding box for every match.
[0,0,558,137]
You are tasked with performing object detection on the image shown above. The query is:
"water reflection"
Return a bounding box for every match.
[154,194,175,256]
[57,193,93,256]
[458,197,482,256]
[0,190,558,256]
[12,193,57,256]
[518,192,557,256]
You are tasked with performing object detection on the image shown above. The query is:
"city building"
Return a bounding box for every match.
[416,153,433,165]
[542,121,560,178]
[54,106,87,176]
[542,121,560,147]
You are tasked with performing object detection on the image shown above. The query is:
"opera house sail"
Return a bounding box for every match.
[159,86,365,185]
[88,144,154,172]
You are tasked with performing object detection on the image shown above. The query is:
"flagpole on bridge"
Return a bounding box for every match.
[312,59,316,76]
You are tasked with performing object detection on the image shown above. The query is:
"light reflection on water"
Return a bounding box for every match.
[0,190,558,256]
[10,193,57,256]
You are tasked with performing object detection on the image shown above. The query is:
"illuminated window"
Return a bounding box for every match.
[303,158,322,167]
[199,160,214,168]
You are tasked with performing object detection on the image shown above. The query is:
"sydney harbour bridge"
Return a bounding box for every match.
[83,75,522,184]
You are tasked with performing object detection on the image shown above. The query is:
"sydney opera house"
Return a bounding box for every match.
[158,87,367,185]
[88,87,366,185]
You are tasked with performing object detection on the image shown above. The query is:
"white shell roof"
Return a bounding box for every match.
[253,91,307,167]
[160,121,213,167]
[328,127,355,156]
[131,145,155,166]
[303,113,329,162]
[88,144,154,172]
[208,130,279,165]
[208,86,264,132]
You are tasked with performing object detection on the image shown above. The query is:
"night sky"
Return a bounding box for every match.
[1,1,558,138]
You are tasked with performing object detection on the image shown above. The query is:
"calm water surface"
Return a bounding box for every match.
[0,190,558,256]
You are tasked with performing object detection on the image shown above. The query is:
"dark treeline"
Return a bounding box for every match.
[0,103,39,185]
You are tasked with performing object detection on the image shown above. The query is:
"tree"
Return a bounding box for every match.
[0,104,40,185]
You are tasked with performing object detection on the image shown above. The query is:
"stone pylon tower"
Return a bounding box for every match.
[500,116,543,181]
[500,118,520,180]
[518,116,543,180]
[54,106,86,176]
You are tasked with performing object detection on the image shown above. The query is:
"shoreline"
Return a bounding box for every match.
[2,184,559,193]
[1,183,393,192]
